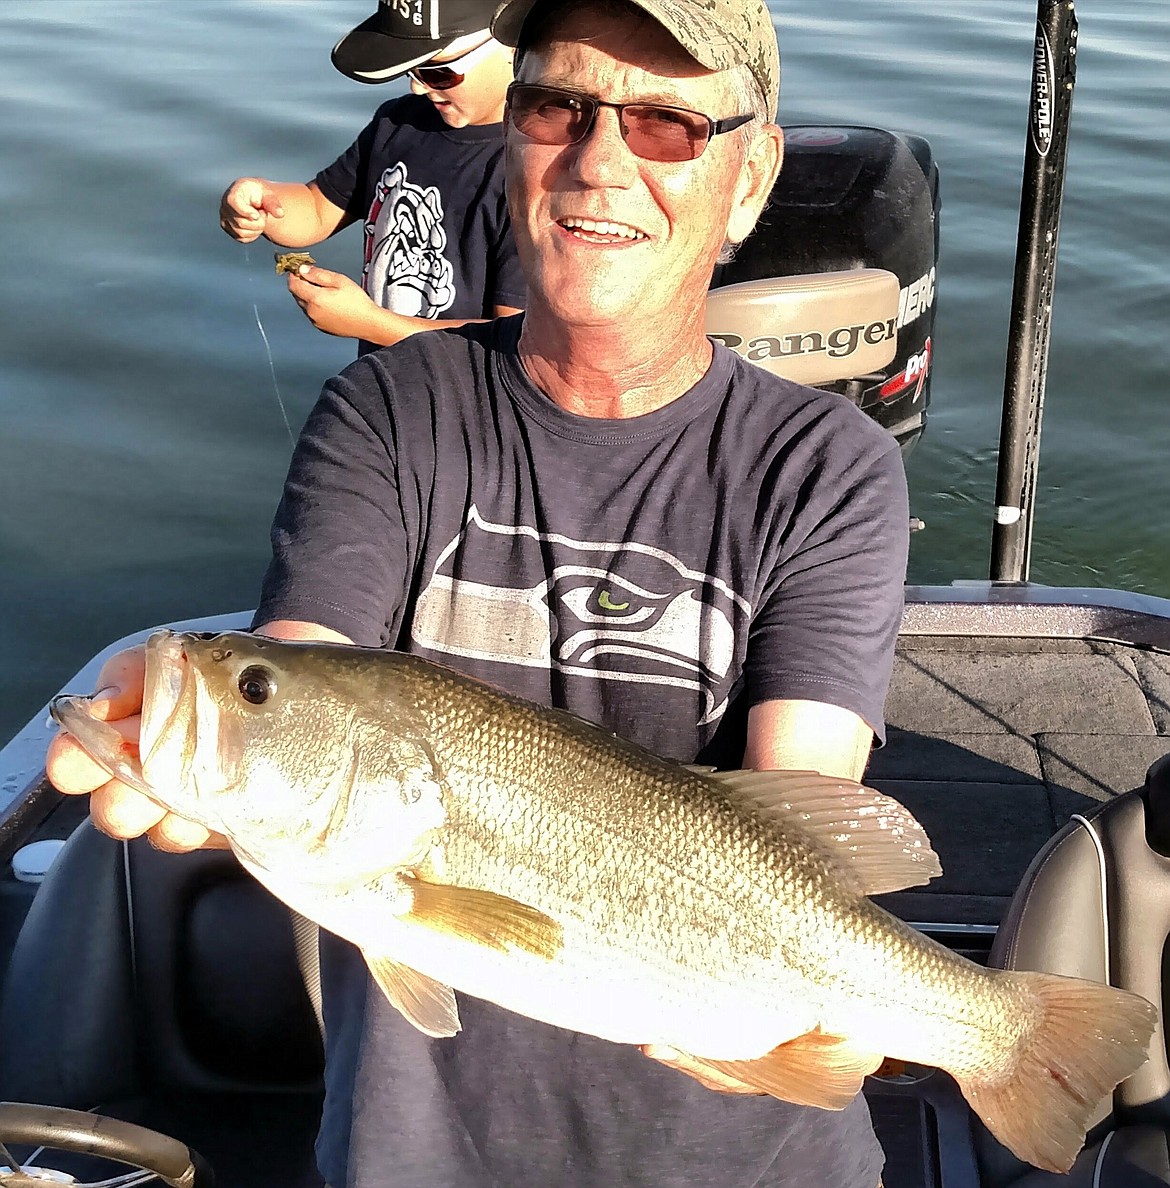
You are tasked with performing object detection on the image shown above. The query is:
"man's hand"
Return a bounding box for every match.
[220,176,286,243]
[46,620,354,854]
[287,265,385,340]
[45,645,227,853]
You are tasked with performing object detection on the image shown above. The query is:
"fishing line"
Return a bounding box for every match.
[244,243,295,447]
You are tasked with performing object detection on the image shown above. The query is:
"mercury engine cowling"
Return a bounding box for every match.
[708,125,940,455]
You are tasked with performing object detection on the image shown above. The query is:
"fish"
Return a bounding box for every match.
[274,250,315,275]
[50,629,1157,1174]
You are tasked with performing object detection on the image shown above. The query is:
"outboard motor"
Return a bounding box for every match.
[708,126,940,455]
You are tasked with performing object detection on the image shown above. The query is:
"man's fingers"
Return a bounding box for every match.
[45,717,139,796]
[259,193,285,218]
[89,646,146,721]
[92,785,212,853]
[51,734,222,853]
[148,814,218,854]
[90,778,168,840]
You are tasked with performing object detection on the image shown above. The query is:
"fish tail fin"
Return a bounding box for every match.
[957,972,1156,1173]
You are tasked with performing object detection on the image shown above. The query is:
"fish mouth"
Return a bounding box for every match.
[139,630,229,815]
[45,628,201,804]
[139,630,191,781]
[48,692,153,796]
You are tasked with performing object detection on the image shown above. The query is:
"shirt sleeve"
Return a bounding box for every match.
[313,101,394,220]
[252,359,412,647]
[744,436,909,744]
[489,203,527,311]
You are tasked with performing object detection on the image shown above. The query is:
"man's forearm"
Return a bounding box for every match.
[744,699,874,782]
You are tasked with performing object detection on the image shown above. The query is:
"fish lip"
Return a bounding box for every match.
[138,629,190,780]
[48,691,154,796]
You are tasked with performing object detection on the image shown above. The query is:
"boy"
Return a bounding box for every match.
[219,0,524,355]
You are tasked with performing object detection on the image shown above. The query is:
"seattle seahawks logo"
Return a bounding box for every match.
[362,162,456,318]
[410,506,751,724]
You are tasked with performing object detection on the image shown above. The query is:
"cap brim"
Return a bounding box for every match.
[332,17,449,84]
[495,0,724,70]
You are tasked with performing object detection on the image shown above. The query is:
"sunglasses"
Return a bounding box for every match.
[505,83,755,163]
[408,37,497,91]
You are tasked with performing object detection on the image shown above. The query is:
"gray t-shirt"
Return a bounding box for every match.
[255,315,907,1187]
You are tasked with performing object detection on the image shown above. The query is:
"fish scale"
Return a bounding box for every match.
[423,697,829,981]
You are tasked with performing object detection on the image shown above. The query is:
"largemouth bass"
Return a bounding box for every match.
[51,630,1156,1173]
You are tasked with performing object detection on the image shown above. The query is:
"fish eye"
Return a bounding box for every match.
[237,665,277,706]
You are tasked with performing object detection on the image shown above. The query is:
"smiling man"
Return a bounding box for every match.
[47,0,908,1185]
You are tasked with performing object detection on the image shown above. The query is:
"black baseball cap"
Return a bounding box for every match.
[332,0,500,84]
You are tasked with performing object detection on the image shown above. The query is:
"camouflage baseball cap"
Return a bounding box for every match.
[491,0,780,120]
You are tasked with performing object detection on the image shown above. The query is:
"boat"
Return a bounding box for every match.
[1,0,1167,1184]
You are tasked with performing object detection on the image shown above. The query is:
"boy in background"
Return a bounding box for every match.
[219,0,524,355]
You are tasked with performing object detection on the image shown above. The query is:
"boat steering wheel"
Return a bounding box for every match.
[0,1103,213,1187]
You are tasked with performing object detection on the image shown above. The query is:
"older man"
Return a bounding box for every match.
[48,0,907,1184]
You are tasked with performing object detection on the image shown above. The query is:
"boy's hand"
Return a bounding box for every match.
[220,177,286,243]
[287,265,382,340]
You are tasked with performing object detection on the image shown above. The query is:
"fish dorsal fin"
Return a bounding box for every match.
[362,952,461,1038]
[670,1029,882,1109]
[707,769,942,895]
[404,876,564,960]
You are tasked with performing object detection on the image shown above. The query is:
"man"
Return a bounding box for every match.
[48,0,907,1184]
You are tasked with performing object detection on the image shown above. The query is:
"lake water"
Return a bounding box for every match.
[2,0,1169,741]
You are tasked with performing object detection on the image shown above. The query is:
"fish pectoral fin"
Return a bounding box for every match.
[404,876,564,960]
[679,1029,883,1110]
[708,769,942,895]
[362,951,461,1038]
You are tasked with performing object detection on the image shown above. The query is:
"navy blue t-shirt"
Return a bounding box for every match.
[315,94,525,354]
[255,316,907,1186]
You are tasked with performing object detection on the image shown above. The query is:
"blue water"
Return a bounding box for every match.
[2,0,1169,739]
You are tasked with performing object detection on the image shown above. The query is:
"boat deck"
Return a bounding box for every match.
[874,631,1170,932]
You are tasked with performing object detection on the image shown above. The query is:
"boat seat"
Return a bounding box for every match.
[0,820,325,1187]
[974,752,1170,1186]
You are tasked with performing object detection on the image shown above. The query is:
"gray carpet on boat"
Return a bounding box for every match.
[869,636,1170,928]
[1135,648,1170,731]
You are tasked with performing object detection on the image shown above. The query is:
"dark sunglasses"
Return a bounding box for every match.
[408,37,496,91]
[505,83,755,163]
